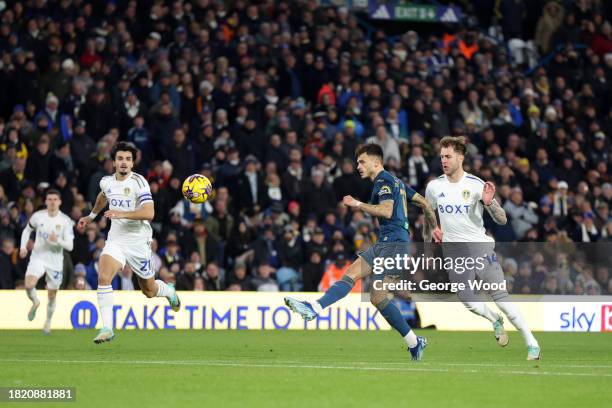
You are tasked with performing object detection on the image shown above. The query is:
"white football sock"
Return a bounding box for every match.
[403,330,419,348]
[463,301,499,323]
[312,301,323,314]
[155,280,172,298]
[97,285,114,331]
[46,297,56,324]
[496,301,539,347]
[26,288,39,304]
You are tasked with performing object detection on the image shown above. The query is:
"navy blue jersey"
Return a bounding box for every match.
[369,170,416,242]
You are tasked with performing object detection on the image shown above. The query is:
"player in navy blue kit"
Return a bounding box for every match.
[285,144,439,360]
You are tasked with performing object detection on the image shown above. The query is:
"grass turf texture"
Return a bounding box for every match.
[0,330,610,408]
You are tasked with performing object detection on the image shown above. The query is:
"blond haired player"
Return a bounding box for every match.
[425,136,540,360]
[20,189,74,334]
[77,142,180,344]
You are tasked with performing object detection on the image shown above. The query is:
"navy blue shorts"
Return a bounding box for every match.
[359,242,411,276]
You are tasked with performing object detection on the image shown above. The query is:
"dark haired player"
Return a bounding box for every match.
[20,189,74,334]
[77,142,180,344]
[285,144,439,360]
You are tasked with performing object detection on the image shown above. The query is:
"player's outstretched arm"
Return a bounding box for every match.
[410,193,439,242]
[342,195,393,219]
[19,221,34,258]
[482,182,507,225]
[77,191,108,231]
[484,199,507,225]
[105,202,155,221]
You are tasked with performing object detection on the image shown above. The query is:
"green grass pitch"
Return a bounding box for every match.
[0,330,610,407]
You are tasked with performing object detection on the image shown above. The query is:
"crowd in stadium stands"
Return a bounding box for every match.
[0,1,610,296]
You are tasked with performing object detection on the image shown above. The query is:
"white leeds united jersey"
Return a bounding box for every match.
[28,210,74,269]
[101,172,153,242]
[425,173,494,243]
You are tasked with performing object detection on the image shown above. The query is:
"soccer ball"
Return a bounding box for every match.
[182,174,213,203]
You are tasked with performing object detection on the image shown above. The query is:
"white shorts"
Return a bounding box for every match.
[101,240,154,280]
[25,259,63,290]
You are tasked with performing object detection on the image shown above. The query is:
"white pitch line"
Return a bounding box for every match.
[1,359,611,378]
[344,361,612,369]
[206,359,612,370]
[129,357,612,370]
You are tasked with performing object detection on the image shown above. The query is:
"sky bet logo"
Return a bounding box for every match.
[438,204,471,214]
[560,307,597,331]
[559,304,612,332]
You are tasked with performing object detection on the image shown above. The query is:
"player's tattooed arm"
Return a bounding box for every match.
[91,191,108,214]
[105,202,155,221]
[343,195,393,219]
[410,193,438,242]
[484,199,507,225]
[77,192,108,231]
[482,181,507,225]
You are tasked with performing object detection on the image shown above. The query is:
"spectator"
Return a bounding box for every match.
[205,199,235,243]
[252,226,279,268]
[277,224,303,291]
[25,135,52,187]
[176,262,199,291]
[79,88,115,142]
[236,156,267,213]
[405,145,430,191]
[319,251,361,293]
[0,238,19,288]
[117,266,138,291]
[184,222,219,266]
[193,276,205,291]
[302,250,325,292]
[535,1,565,54]
[226,263,254,291]
[301,169,336,221]
[333,159,364,202]
[252,263,279,292]
[0,154,27,201]
[367,125,401,165]
[552,180,570,219]
[504,187,539,239]
[69,121,96,191]
[202,262,224,291]
[570,211,601,242]
[148,103,180,160]
[166,128,195,180]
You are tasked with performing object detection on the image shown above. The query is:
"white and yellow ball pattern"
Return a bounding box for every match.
[182,174,213,203]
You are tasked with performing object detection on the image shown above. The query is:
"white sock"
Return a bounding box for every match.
[312,301,323,314]
[403,330,418,348]
[155,280,172,298]
[46,298,56,324]
[496,301,539,347]
[97,285,114,331]
[464,301,499,323]
[26,288,39,304]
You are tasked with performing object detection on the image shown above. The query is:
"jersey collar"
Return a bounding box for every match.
[445,170,467,184]
[114,172,133,181]
[373,169,387,183]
